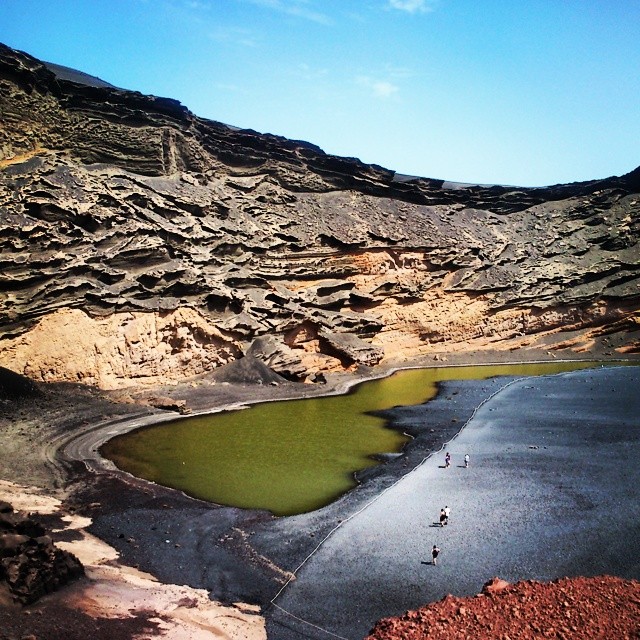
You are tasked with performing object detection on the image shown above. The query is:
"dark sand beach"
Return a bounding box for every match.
[265,366,640,639]
[1,355,639,638]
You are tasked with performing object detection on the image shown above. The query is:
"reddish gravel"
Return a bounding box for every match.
[365,576,640,640]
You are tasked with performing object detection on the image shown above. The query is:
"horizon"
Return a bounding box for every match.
[0,1,638,187]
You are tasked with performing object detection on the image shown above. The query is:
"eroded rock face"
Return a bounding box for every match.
[0,307,241,388]
[1,43,639,387]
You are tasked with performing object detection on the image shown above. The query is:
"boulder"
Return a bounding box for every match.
[318,330,384,367]
[247,336,309,381]
[0,504,84,605]
[209,355,288,385]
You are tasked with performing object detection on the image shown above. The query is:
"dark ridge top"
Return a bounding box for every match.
[43,61,119,89]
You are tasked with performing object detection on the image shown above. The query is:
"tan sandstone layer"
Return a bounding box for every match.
[0,299,638,390]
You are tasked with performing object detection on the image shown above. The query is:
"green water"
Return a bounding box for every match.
[102,361,608,515]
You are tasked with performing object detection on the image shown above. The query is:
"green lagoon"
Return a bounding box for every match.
[101,361,609,516]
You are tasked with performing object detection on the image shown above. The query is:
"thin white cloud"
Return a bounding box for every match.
[357,76,400,99]
[244,0,332,25]
[388,0,436,14]
[208,26,259,47]
[372,81,399,98]
[383,64,415,80]
[296,63,330,80]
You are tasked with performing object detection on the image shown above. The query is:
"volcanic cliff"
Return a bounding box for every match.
[1,43,639,388]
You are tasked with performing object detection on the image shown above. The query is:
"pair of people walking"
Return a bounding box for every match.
[444,451,471,468]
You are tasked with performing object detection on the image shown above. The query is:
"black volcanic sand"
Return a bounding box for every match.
[264,366,640,639]
[70,368,510,605]
[1,355,639,639]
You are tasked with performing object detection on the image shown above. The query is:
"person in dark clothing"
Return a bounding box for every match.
[432,545,440,565]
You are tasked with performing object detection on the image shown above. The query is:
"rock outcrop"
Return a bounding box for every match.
[1,42,639,388]
[0,501,84,606]
[0,365,39,401]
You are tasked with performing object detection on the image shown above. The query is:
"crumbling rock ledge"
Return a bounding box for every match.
[0,501,84,607]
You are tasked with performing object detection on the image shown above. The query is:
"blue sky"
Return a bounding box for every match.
[1,0,638,186]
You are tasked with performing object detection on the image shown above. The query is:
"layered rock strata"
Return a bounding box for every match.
[1,43,639,387]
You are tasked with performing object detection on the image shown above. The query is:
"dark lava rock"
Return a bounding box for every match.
[318,329,384,366]
[0,367,40,400]
[0,503,84,606]
[209,355,288,385]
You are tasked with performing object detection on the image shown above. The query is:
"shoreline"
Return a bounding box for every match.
[265,365,640,638]
[60,353,634,487]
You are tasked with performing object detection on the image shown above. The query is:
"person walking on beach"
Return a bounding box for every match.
[439,508,446,527]
[444,506,450,525]
[432,545,440,565]
[464,453,470,468]
[445,452,451,468]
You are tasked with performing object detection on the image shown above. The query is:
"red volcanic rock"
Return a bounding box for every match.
[481,576,511,594]
[365,576,640,640]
